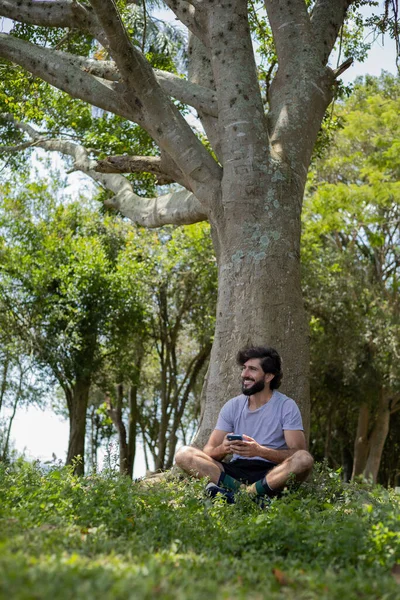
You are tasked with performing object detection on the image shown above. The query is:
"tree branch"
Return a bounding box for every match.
[310,0,354,65]
[88,0,222,202]
[333,56,353,78]
[105,186,208,229]
[50,51,218,116]
[88,0,158,95]
[265,0,338,170]
[0,115,207,228]
[95,154,188,187]
[162,0,207,45]
[0,34,141,122]
[264,0,312,66]
[0,0,108,46]
[155,70,217,117]
[187,33,221,160]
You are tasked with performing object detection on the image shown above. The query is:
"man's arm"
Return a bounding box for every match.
[203,429,233,462]
[229,430,307,464]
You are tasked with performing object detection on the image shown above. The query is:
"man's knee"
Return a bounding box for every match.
[292,449,314,474]
[175,445,197,470]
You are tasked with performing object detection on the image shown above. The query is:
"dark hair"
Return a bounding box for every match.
[236,346,283,389]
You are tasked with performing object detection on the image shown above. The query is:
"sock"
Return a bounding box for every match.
[247,476,280,498]
[218,472,242,491]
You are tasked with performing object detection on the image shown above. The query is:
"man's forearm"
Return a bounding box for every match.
[257,446,297,463]
[203,445,227,462]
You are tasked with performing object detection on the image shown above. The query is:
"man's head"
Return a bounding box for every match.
[237,346,283,395]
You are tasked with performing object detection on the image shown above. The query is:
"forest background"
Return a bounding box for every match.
[0,2,399,485]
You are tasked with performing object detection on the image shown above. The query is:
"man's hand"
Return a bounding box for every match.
[203,430,236,461]
[220,433,235,455]
[228,434,262,457]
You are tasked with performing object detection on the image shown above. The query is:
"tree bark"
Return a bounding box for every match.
[106,384,130,475]
[88,405,100,473]
[0,352,10,413]
[196,173,310,447]
[351,402,370,479]
[364,391,391,483]
[65,378,91,475]
[127,383,139,478]
[1,373,22,461]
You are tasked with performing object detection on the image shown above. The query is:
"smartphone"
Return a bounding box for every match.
[227,434,243,441]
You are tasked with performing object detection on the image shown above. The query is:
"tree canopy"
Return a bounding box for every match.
[303,73,400,484]
[0,175,147,472]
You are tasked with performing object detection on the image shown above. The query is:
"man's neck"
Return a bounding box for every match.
[248,388,273,410]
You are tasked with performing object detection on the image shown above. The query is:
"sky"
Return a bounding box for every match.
[2,5,398,478]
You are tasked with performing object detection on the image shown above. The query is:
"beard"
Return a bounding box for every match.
[241,379,265,396]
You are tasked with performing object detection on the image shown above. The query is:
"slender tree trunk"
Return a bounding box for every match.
[2,376,22,461]
[324,406,334,459]
[89,406,100,473]
[115,383,129,475]
[196,175,309,447]
[142,429,149,472]
[364,391,391,483]
[156,397,169,470]
[341,447,353,483]
[0,354,10,413]
[351,403,370,479]
[106,384,130,475]
[66,377,91,475]
[127,383,138,478]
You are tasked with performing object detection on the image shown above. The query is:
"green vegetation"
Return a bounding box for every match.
[302,73,400,485]
[0,460,399,599]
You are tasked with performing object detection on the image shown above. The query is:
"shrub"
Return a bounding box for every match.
[0,460,399,599]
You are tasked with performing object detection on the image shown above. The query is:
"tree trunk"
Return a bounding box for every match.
[351,402,370,479]
[196,174,309,447]
[116,383,129,475]
[127,383,139,478]
[106,384,130,476]
[0,354,10,413]
[364,392,391,483]
[66,378,91,475]
[142,428,150,472]
[88,405,100,473]
[324,405,334,460]
[1,375,22,461]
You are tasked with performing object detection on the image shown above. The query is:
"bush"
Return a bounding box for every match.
[0,460,399,599]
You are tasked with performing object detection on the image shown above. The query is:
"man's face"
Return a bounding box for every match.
[240,358,271,396]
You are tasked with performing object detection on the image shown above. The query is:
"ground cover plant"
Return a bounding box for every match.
[0,460,399,600]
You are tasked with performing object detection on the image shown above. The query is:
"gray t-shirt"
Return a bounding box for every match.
[215,390,303,463]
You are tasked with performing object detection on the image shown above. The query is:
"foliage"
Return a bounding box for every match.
[0,460,399,599]
[0,2,187,194]
[89,223,217,472]
[302,73,400,481]
[136,225,216,469]
[0,173,149,471]
[0,175,147,391]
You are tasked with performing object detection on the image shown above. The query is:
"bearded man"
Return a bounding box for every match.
[175,346,313,503]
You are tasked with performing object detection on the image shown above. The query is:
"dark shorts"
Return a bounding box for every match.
[219,458,276,484]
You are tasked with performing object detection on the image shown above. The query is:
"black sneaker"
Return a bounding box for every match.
[251,495,271,509]
[205,482,235,504]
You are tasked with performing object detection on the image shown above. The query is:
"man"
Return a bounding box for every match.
[175,346,313,503]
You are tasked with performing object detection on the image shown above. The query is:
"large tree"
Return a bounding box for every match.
[0,1,397,444]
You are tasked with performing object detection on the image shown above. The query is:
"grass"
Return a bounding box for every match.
[0,460,399,599]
